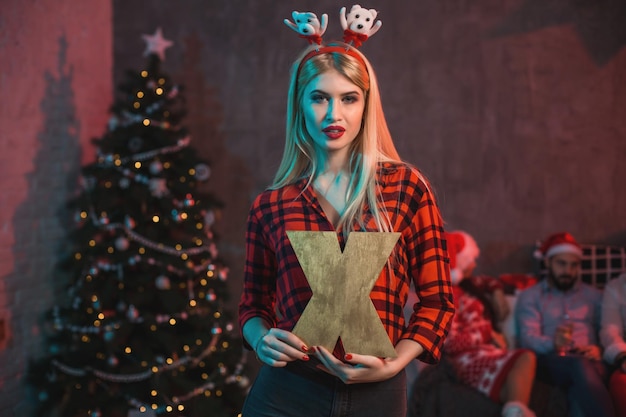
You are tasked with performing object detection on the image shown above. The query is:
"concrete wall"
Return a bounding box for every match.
[112,0,626,292]
[0,1,112,415]
[1,0,625,411]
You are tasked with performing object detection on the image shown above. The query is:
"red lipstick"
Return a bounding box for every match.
[322,125,345,139]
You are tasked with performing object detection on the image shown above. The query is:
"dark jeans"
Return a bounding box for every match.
[241,359,407,417]
[537,353,615,417]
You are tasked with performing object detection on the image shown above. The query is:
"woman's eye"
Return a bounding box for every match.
[343,95,358,103]
[311,94,327,102]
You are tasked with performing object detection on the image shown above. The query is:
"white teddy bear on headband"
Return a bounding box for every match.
[340,4,382,47]
[284,11,328,45]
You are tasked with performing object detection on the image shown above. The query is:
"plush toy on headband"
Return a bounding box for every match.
[283,11,328,45]
[340,4,382,47]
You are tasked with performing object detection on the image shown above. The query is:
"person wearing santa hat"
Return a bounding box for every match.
[599,272,626,417]
[515,232,615,417]
[443,230,537,417]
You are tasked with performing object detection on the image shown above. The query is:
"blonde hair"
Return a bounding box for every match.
[272,42,417,234]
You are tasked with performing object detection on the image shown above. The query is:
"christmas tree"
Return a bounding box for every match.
[28,28,249,417]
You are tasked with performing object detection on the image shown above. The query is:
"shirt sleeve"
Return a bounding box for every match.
[238,196,278,348]
[402,182,455,364]
[600,275,626,364]
[515,285,554,354]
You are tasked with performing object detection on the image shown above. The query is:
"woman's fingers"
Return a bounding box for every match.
[256,328,310,366]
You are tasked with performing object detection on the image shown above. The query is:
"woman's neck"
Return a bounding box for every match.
[318,148,350,176]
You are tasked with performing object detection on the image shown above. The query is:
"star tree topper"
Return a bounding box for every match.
[287,231,401,358]
[142,27,174,61]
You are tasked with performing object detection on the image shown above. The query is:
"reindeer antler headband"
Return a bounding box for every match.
[283,5,383,73]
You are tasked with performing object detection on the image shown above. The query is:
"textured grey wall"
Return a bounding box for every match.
[112,0,626,299]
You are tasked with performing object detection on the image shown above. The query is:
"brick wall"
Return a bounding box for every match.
[0,0,112,415]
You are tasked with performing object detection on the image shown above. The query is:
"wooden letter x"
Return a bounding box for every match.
[286,231,400,358]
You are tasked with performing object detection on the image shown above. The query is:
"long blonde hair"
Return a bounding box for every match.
[272,42,407,233]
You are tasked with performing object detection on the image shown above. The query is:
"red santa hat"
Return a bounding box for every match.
[444,230,480,286]
[534,232,583,259]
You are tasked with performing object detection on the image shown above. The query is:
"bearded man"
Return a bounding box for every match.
[515,232,615,417]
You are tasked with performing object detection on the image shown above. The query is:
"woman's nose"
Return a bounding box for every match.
[325,100,339,120]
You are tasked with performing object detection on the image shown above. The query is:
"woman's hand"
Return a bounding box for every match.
[312,345,401,384]
[311,339,424,384]
[490,330,508,349]
[243,318,309,367]
[254,328,310,367]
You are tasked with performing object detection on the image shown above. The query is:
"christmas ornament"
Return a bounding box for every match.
[238,376,250,387]
[81,175,97,191]
[149,160,163,174]
[171,209,183,222]
[155,275,171,290]
[115,237,130,251]
[194,163,211,181]
[167,85,179,99]
[209,243,218,258]
[287,231,400,358]
[119,178,130,189]
[127,305,139,321]
[183,194,195,207]
[108,116,119,131]
[148,178,168,197]
[204,210,215,226]
[218,268,229,281]
[125,216,136,229]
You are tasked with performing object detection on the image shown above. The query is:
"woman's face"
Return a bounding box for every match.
[302,69,365,160]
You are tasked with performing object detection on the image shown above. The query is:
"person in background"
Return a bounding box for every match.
[600,272,626,417]
[237,8,454,417]
[444,230,537,417]
[515,232,615,417]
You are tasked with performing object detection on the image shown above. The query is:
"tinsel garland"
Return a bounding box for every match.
[49,336,250,413]
[102,222,212,256]
[97,136,190,167]
[51,334,220,383]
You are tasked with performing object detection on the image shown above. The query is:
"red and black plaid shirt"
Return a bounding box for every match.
[238,162,454,363]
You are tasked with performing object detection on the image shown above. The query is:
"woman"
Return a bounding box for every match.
[443,230,537,417]
[600,272,626,416]
[237,14,454,417]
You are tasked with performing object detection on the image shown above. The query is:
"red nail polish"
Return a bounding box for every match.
[302,354,310,361]
[309,346,316,352]
[302,345,308,352]
[345,354,353,361]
